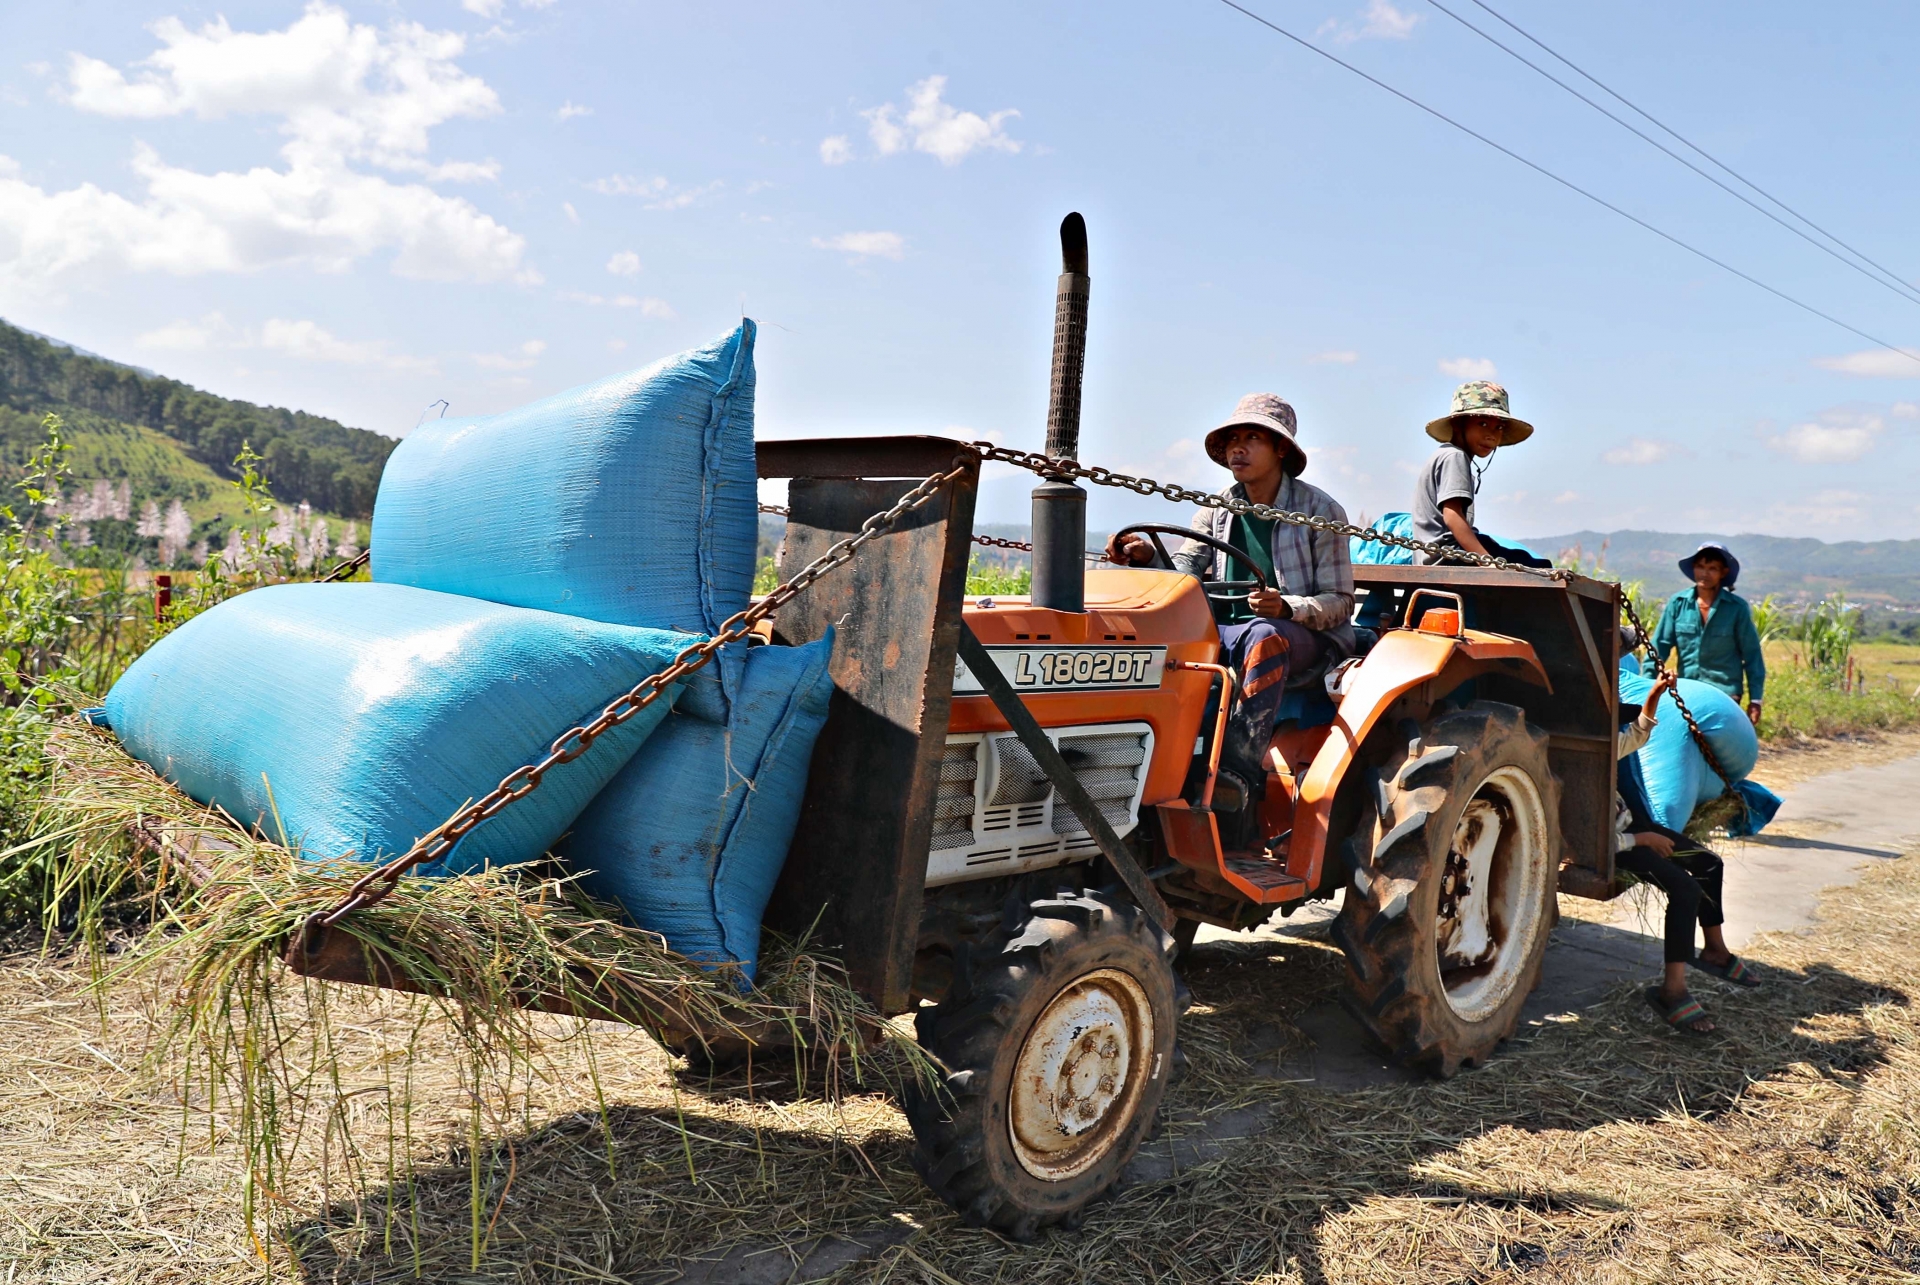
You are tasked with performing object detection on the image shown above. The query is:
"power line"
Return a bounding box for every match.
[1426,0,1920,310]
[1211,0,1920,370]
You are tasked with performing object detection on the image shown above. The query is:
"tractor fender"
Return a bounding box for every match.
[1283,629,1550,890]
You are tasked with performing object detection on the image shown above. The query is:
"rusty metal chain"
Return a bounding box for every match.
[316,548,371,584]
[302,460,970,941]
[964,443,1572,582]
[762,502,1032,553]
[1618,594,1742,801]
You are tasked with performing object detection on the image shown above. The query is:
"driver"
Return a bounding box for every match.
[1104,392,1356,791]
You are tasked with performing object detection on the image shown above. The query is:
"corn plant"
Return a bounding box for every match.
[1749,592,1788,645]
[1799,592,1859,676]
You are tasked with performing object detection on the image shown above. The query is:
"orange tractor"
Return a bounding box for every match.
[743,218,1628,1235]
[284,217,1627,1237]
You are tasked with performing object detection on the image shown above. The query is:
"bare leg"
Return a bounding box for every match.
[1661,961,1713,1031]
[1699,925,1732,967]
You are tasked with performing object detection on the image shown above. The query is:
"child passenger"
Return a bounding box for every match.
[1410,380,1552,568]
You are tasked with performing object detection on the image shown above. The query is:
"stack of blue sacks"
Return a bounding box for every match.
[102,320,832,980]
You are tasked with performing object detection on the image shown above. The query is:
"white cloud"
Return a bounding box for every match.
[461,0,504,16]
[1601,436,1675,466]
[812,230,906,261]
[1766,409,1885,464]
[473,338,546,370]
[863,76,1020,166]
[819,135,852,165]
[3,3,530,289]
[557,290,675,318]
[587,174,722,210]
[1307,350,1359,365]
[562,200,579,224]
[260,317,433,370]
[1814,347,1920,378]
[1766,488,1867,527]
[555,100,591,121]
[1553,490,1579,504]
[1437,357,1497,380]
[605,249,641,276]
[607,338,626,352]
[136,311,232,351]
[1894,401,1919,420]
[1318,0,1422,43]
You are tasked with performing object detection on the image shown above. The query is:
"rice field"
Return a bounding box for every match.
[2,802,1915,1281]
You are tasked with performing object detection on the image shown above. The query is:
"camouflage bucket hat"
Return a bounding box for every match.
[1424,380,1535,445]
[1204,392,1308,473]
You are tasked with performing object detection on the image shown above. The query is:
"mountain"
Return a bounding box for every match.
[1519,530,1920,605]
[0,317,396,522]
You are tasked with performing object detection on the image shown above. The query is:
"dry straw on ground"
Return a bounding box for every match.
[11,721,931,1279]
[2,728,1917,1282]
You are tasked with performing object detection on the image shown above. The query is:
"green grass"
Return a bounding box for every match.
[1758,639,1920,740]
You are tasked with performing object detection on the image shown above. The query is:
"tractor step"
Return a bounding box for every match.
[1222,853,1309,898]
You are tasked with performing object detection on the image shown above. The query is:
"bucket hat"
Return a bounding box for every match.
[1204,392,1307,473]
[1678,541,1739,590]
[1424,380,1535,445]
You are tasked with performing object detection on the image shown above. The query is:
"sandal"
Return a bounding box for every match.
[1691,954,1762,987]
[1645,986,1715,1034]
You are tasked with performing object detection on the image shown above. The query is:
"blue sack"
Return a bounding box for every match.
[1351,512,1417,566]
[371,323,758,638]
[1618,667,1761,832]
[565,635,836,981]
[104,583,691,876]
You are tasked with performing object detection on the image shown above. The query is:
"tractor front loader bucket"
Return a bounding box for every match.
[756,436,980,1012]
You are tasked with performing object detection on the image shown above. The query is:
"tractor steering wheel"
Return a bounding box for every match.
[1111,523,1269,603]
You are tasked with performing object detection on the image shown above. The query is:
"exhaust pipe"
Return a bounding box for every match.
[1030,212,1090,613]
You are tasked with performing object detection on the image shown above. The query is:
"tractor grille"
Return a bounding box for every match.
[1052,730,1149,836]
[929,741,979,852]
[923,722,1154,887]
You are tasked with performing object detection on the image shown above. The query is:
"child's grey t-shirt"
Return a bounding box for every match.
[1411,445,1478,554]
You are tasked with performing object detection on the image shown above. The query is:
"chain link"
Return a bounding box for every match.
[963,443,1573,582]
[316,548,371,584]
[303,461,971,940]
[970,442,1744,808]
[763,502,1032,553]
[1618,594,1742,802]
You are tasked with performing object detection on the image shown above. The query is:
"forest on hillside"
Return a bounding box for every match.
[0,319,395,519]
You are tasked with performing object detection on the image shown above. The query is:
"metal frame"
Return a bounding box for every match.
[756,436,980,1012]
[1353,565,1624,897]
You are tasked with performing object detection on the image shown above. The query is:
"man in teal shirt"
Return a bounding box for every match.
[1651,542,1766,726]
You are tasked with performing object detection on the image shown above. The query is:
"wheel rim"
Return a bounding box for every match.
[1008,967,1156,1182]
[1431,764,1550,1024]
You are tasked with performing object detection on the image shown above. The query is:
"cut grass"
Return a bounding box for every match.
[19,719,934,1278]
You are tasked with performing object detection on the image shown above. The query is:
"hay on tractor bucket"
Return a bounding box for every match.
[35,720,936,1269]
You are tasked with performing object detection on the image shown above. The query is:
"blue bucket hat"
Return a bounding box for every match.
[1678,541,1739,590]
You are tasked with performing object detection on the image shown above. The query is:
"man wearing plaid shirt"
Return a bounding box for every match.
[1105,393,1355,792]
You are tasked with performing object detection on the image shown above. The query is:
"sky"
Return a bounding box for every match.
[2,0,1918,542]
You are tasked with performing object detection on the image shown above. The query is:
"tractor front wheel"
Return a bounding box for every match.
[1333,701,1560,1077]
[904,888,1178,1239]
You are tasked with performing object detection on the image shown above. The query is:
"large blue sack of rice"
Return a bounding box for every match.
[1351,511,1417,565]
[371,322,758,639]
[563,634,836,981]
[102,583,693,876]
[1618,664,1763,832]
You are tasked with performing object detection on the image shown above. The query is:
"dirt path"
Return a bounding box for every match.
[1182,732,1920,1097]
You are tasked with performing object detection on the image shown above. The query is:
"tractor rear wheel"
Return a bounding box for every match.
[1332,702,1559,1077]
[904,888,1178,1239]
